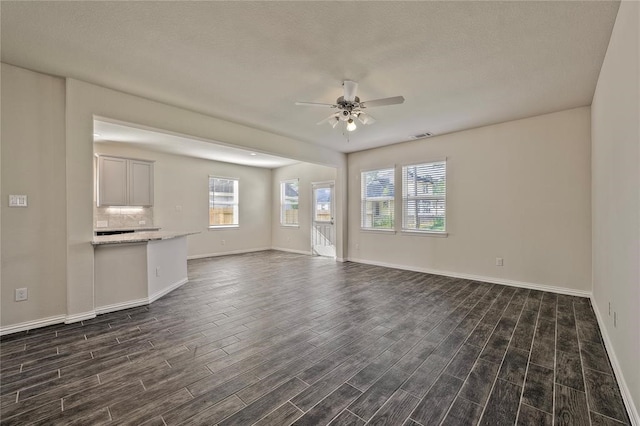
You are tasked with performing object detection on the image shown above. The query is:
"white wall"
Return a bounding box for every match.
[1,64,68,330]
[65,78,347,322]
[272,162,337,254]
[591,1,640,421]
[95,142,272,257]
[348,107,592,295]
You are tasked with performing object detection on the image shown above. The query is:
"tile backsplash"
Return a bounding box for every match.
[94,206,154,229]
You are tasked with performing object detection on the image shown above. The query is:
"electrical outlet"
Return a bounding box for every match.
[9,195,28,207]
[15,288,28,301]
[221,239,226,246]
[495,257,504,266]
[139,220,146,225]
[96,220,108,228]
[155,267,160,277]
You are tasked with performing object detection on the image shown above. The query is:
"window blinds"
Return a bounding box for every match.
[361,168,395,229]
[402,161,446,232]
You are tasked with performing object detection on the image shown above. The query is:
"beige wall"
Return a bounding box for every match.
[272,162,337,254]
[1,64,68,328]
[348,107,592,294]
[95,143,272,257]
[591,0,640,420]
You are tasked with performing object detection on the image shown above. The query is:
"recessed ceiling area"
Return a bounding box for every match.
[1,1,620,153]
[93,120,299,169]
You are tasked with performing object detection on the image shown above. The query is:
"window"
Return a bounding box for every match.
[361,168,395,230]
[209,176,239,227]
[402,161,446,233]
[281,179,299,226]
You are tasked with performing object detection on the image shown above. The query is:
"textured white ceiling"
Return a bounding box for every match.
[94,120,299,169]
[1,1,619,154]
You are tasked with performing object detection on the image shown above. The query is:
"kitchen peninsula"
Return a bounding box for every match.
[92,231,198,314]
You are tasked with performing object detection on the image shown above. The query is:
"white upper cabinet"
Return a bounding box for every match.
[97,155,154,206]
[128,160,154,206]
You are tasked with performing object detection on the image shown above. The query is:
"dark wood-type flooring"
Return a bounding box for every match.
[0,251,631,425]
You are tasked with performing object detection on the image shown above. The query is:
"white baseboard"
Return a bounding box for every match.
[0,314,67,336]
[65,311,96,324]
[591,298,639,425]
[271,247,313,256]
[95,298,149,315]
[187,247,271,260]
[346,257,592,298]
[149,278,188,303]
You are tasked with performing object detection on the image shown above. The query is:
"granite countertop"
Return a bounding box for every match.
[92,231,199,245]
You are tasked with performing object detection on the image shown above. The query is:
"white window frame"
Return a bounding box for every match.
[361,167,396,231]
[208,176,239,228]
[280,179,300,227]
[401,160,447,235]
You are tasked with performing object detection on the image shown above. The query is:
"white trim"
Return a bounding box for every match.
[149,278,188,303]
[400,230,448,238]
[346,257,592,298]
[336,257,346,263]
[65,311,96,324]
[360,229,397,235]
[591,298,639,425]
[0,315,66,336]
[95,298,149,315]
[187,247,271,260]
[271,247,313,255]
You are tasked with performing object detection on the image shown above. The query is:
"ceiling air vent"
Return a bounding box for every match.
[411,132,433,139]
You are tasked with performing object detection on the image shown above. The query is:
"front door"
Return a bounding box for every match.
[311,182,336,258]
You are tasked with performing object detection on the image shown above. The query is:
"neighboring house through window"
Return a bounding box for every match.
[361,168,395,230]
[209,176,239,227]
[281,179,299,226]
[402,160,446,233]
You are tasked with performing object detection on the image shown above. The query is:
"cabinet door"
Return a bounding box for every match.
[129,160,154,206]
[98,156,128,206]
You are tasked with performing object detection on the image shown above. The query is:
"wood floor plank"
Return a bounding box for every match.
[253,402,303,426]
[517,404,552,425]
[328,410,366,426]
[441,396,484,426]
[367,389,419,426]
[554,384,590,426]
[584,368,630,423]
[292,383,361,426]
[479,378,521,425]
[0,252,630,426]
[409,373,464,425]
[458,359,500,406]
[347,367,410,421]
[218,377,308,426]
[522,363,554,414]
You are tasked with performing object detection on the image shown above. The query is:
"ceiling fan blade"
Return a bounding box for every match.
[295,101,338,108]
[357,112,376,125]
[343,80,358,102]
[360,96,405,108]
[317,113,339,126]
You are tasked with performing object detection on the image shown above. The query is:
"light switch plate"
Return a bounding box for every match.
[9,195,27,207]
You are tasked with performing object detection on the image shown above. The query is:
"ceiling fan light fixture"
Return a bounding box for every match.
[329,117,340,128]
[346,118,357,132]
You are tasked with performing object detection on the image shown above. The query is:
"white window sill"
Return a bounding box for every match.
[360,228,397,235]
[401,230,448,237]
[208,225,239,230]
[280,224,300,229]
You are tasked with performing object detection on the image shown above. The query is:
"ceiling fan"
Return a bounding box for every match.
[295,81,404,132]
